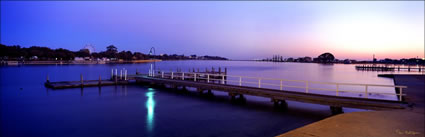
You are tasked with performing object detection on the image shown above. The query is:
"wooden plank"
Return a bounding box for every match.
[45,80,129,89]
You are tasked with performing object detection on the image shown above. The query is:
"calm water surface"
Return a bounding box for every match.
[1,61,420,137]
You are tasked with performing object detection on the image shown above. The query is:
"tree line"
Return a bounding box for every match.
[0,44,228,61]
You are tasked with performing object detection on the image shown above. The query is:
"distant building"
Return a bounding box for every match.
[74,57,84,61]
[30,56,38,60]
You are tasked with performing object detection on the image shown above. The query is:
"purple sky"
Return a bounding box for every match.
[1,1,424,60]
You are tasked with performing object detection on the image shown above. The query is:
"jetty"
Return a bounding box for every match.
[45,69,131,89]
[45,67,408,114]
[355,65,424,72]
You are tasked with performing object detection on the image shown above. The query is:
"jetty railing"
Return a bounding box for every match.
[147,69,407,102]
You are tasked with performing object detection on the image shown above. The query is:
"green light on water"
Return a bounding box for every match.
[145,91,155,132]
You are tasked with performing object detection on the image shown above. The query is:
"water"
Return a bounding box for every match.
[1,61,420,137]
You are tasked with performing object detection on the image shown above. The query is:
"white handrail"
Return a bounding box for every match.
[146,70,407,101]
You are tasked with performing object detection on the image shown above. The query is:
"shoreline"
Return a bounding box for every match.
[277,74,425,137]
[0,60,162,65]
[0,59,234,65]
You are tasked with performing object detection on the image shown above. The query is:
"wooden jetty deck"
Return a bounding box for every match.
[45,80,129,89]
[131,74,406,113]
[45,72,131,89]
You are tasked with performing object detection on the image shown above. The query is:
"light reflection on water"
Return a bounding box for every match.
[145,88,156,133]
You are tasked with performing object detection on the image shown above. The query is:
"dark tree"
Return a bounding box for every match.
[75,49,90,57]
[54,48,75,60]
[105,45,118,58]
[106,45,118,53]
[316,52,335,63]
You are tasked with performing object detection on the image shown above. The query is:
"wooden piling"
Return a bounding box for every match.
[272,99,279,108]
[280,100,288,110]
[229,93,236,101]
[224,67,228,84]
[80,74,84,87]
[111,69,114,79]
[46,74,50,83]
[98,75,102,86]
[197,88,204,94]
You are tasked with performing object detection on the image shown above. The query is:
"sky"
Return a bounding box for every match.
[1,1,424,60]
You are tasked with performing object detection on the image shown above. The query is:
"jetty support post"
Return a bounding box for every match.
[115,73,118,84]
[111,69,114,79]
[120,69,123,80]
[280,100,288,110]
[207,74,210,83]
[80,73,84,87]
[115,69,118,80]
[272,98,279,107]
[98,75,102,86]
[271,99,288,110]
[238,94,246,104]
[224,67,228,84]
[197,88,204,94]
[206,89,214,97]
[124,69,127,80]
[46,74,50,83]
[229,92,236,101]
[221,74,225,84]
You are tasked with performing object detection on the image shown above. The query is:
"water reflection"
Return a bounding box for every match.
[145,88,156,133]
[80,87,84,96]
[98,87,101,96]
